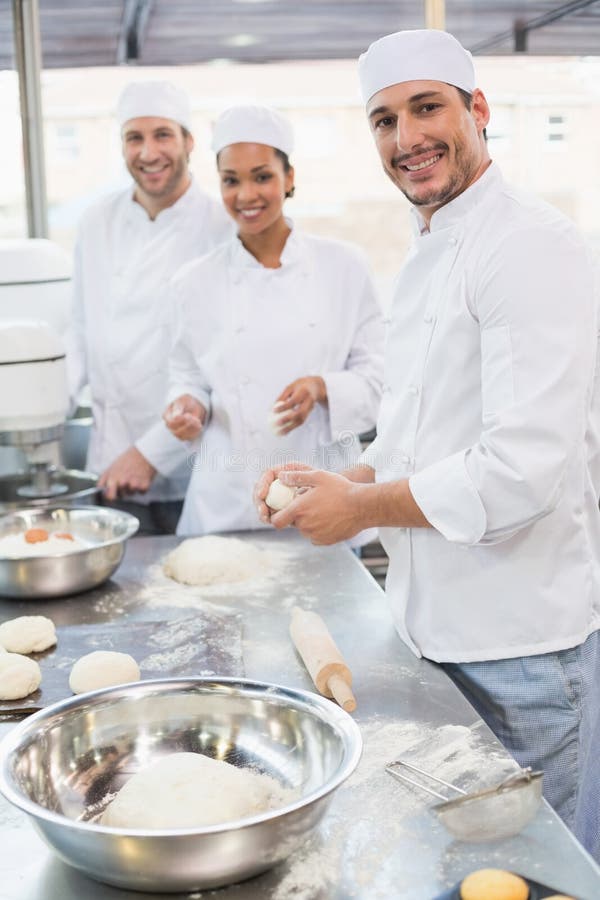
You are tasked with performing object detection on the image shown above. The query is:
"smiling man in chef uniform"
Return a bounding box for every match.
[66,81,232,533]
[256,30,600,859]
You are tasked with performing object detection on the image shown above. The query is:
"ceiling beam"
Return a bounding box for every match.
[117,0,155,64]
[470,0,600,54]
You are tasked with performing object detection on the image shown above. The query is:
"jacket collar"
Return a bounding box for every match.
[410,161,501,236]
[125,175,200,225]
[229,218,306,271]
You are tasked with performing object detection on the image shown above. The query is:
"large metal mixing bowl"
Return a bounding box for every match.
[0,505,138,598]
[0,678,362,892]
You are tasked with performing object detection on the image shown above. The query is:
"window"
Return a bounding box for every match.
[545,113,567,148]
[51,123,80,161]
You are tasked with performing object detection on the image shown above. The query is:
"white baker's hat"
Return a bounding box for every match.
[211,105,294,156]
[358,29,475,104]
[116,81,192,131]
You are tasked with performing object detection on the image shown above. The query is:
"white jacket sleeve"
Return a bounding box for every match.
[166,276,212,417]
[136,275,211,475]
[321,263,385,441]
[409,224,598,545]
[64,235,88,416]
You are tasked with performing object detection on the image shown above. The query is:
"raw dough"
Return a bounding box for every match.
[101,751,287,829]
[0,652,41,700]
[0,531,86,558]
[0,615,57,654]
[268,401,287,436]
[163,535,266,586]
[460,869,529,900]
[69,651,140,694]
[265,478,296,512]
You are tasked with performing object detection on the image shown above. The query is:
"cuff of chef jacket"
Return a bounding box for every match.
[359,435,380,470]
[322,371,366,443]
[408,451,487,545]
[135,423,191,478]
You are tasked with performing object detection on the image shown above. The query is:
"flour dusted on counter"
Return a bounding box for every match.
[162,535,270,586]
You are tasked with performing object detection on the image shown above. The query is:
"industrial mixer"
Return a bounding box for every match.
[0,319,97,513]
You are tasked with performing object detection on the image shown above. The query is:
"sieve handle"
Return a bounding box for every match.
[385,758,468,799]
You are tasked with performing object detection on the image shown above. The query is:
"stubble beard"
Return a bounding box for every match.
[390,136,477,210]
[131,152,189,201]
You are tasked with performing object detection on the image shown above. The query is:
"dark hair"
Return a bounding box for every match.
[274,148,292,173]
[456,87,487,142]
[181,125,191,140]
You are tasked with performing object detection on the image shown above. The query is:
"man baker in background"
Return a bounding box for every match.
[67,80,232,533]
[256,29,600,860]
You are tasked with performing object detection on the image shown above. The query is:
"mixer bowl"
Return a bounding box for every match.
[0,678,362,892]
[0,505,138,598]
[0,468,98,514]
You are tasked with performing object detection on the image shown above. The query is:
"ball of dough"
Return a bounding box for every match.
[0,615,56,654]
[268,401,287,436]
[460,869,529,900]
[0,652,41,700]
[163,535,265,586]
[101,751,278,829]
[69,651,140,694]
[265,478,296,512]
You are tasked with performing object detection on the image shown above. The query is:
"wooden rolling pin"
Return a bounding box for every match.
[289,607,357,713]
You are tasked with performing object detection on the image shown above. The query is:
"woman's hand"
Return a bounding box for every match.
[163,394,206,441]
[271,376,327,436]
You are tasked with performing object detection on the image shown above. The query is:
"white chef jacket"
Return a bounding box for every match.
[166,226,384,535]
[66,180,232,503]
[364,163,600,663]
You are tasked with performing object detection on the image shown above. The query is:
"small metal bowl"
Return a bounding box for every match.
[0,505,138,599]
[0,678,362,892]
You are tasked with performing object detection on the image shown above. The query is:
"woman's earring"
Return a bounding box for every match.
[285,185,296,199]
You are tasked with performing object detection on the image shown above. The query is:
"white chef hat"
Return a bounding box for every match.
[211,105,294,156]
[116,81,192,131]
[358,29,475,104]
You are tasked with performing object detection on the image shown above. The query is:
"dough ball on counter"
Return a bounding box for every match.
[0,615,57,654]
[460,868,529,900]
[69,651,140,694]
[101,751,282,829]
[163,535,265,586]
[0,652,41,700]
[265,478,296,512]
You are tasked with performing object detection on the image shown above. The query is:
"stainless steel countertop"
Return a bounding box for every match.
[1,530,599,900]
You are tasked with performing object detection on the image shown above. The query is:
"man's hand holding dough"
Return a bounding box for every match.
[258,465,431,544]
[271,470,370,544]
[254,462,314,525]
